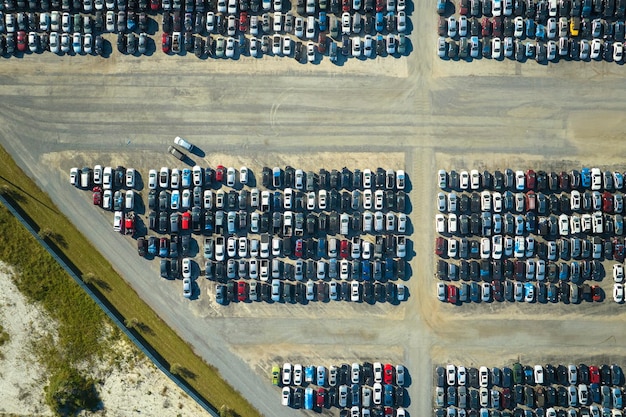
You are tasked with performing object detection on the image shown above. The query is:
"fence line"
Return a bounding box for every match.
[0,194,219,417]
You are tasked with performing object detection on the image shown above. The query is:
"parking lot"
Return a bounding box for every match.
[5,0,626,414]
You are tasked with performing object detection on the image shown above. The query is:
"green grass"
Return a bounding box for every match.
[0,144,260,417]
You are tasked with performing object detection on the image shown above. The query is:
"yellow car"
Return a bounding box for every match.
[570,17,580,37]
[271,366,280,386]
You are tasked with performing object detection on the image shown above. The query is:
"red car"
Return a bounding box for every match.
[294,239,303,257]
[216,165,225,182]
[383,363,393,384]
[447,285,458,304]
[181,211,191,230]
[316,388,325,408]
[17,31,26,52]
[239,12,248,32]
[492,280,503,302]
[492,16,502,37]
[591,285,602,302]
[162,32,171,53]
[603,191,614,213]
[150,0,160,10]
[614,239,625,262]
[435,237,446,256]
[237,281,246,301]
[459,0,469,14]
[526,170,536,190]
[375,0,384,11]
[559,171,570,190]
[502,388,511,409]
[342,0,350,11]
[384,407,393,417]
[340,240,349,258]
[92,186,102,205]
[318,32,327,54]
[481,17,492,36]
[590,365,600,383]
[525,191,536,211]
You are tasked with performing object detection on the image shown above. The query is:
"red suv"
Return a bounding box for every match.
[590,365,600,383]
[216,165,225,182]
[340,240,349,258]
[435,237,446,256]
[526,170,536,190]
[181,211,191,230]
[383,363,393,384]
[17,31,26,52]
[447,285,458,304]
[237,281,247,301]
[316,388,325,408]
[92,186,102,205]
[162,32,171,53]
[295,239,303,257]
[239,12,248,32]
[603,192,614,213]
[481,17,492,36]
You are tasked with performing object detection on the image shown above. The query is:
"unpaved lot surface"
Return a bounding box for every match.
[3,0,626,415]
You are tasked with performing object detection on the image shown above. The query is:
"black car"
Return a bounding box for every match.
[601,364,612,385]
[117,33,126,53]
[341,34,350,56]
[294,41,303,61]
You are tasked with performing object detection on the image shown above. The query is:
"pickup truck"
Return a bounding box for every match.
[294,212,304,236]
[283,211,293,237]
[167,145,185,160]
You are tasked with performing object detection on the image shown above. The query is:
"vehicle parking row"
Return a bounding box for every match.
[437,278,602,303]
[439,34,626,61]
[148,164,406,192]
[436,256,607,282]
[435,363,626,416]
[436,190,626,216]
[436,234,625,262]
[439,0,626,20]
[215,278,407,303]
[273,362,407,414]
[438,169,626,193]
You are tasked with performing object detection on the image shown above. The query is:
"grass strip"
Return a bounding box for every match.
[0,143,261,417]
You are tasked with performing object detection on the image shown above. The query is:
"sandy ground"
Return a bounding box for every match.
[0,263,208,417]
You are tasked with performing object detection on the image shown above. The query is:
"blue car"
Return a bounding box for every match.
[317,238,327,258]
[375,12,384,32]
[304,387,313,410]
[351,384,360,406]
[384,384,394,406]
[319,11,327,31]
[305,365,315,383]
[559,264,569,281]
[148,237,157,255]
[361,260,371,280]
[581,168,591,188]
[535,24,546,40]
[384,257,394,280]
[525,19,535,38]
[181,168,192,187]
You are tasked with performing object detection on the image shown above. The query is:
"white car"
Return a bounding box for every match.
[480,237,491,259]
[282,363,292,385]
[436,214,446,233]
[438,282,447,302]
[352,36,362,56]
[614,264,625,283]
[281,387,291,406]
[182,258,192,279]
[373,382,382,404]
[460,170,469,189]
[342,12,351,34]
[49,31,60,53]
[459,15,468,37]
[125,190,134,209]
[226,167,236,186]
[479,366,489,387]
[514,16,524,37]
[351,281,360,301]
[446,364,456,385]
[534,365,544,384]
[182,278,191,298]
[615,284,624,303]
[492,0,502,15]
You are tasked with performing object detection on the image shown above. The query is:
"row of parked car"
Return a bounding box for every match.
[447,0,626,20]
[438,363,625,389]
[435,256,607,281]
[274,362,406,413]
[217,278,406,303]
[437,278,602,303]
[436,212,625,238]
[204,254,407,282]
[436,234,625,263]
[438,169,626,193]
[437,190,626,216]
[438,32,626,60]
[438,14,626,42]
[436,363,626,416]
[149,164,406,192]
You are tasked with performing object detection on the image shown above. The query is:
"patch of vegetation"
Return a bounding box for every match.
[44,365,101,416]
[0,144,260,417]
[0,325,9,346]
